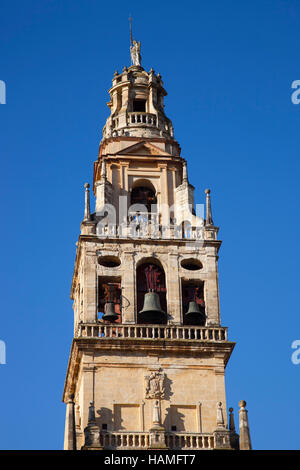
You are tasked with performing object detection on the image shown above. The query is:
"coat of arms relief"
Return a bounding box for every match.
[144,368,166,399]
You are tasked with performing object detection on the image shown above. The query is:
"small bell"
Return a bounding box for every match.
[102,301,119,322]
[185,301,205,326]
[138,291,167,324]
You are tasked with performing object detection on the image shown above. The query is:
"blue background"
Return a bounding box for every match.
[0,0,299,450]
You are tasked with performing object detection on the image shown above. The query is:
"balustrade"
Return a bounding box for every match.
[77,323,227,342]
[99,432,215,449]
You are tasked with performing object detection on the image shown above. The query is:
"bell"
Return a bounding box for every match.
[185,301,205,326]
[138,291,167,324]
[102,301,119,322]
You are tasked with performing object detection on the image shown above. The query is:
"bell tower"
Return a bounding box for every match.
[63,39,252,451]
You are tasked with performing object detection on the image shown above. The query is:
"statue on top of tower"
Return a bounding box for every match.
[129,16,141,66]
[130,40,141,66]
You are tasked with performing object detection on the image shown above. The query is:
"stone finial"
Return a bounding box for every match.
[238,400,252,450]
[87,400,96,425]
[83,401,101,448]
[213,402,231,449]
[216,401,225,428]
[229,407,236,432]
[205,188,214,226]
[182,162,188,184]
[101,159,106,182]
[228,407,240,450]
[84,183,91,221]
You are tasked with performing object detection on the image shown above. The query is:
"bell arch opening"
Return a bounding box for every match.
[181,280,206,326]
[130,181,157,213]
[136,260,167,324]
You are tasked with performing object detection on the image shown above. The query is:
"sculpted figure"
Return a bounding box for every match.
[130,40,141,66]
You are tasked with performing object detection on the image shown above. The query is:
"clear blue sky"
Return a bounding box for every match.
[0,0,299,450]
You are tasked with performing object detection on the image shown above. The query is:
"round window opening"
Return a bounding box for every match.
[180,259,202,271]
[98,256,121,268]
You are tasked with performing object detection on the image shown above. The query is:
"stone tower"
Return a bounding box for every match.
[63,41,252,451]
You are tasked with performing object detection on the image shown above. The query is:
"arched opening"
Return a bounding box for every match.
[136,260,167,324]
[130,183,157,213]
[98,276,122,323]
[182,280,206,326]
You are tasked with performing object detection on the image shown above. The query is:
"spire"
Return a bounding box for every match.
[238,400,252,450]
[84,183,91,221]
[205,188,214,226]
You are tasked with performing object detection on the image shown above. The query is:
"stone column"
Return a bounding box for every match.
[238,400,252,450]
[121,250,136,323]
[64,395,77,450]
[83,250,97,323]
[166,253,181,324]
[204,246,220,326]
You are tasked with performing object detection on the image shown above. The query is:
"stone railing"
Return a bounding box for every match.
[128,112,157,127]
[95,222,205,241]
[100,432,150,449]
[99,432,215,450]
[77,323,228,342]
[166,433,215,450]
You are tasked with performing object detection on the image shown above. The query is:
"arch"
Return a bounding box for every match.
[181,280,206,326]
[136,259,167,324]
[131,178,157,192]
[130,182,157,213]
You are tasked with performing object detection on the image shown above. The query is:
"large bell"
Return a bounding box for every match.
[102,301,119,322]
[138,291,167,324]
[185,301,205,326]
